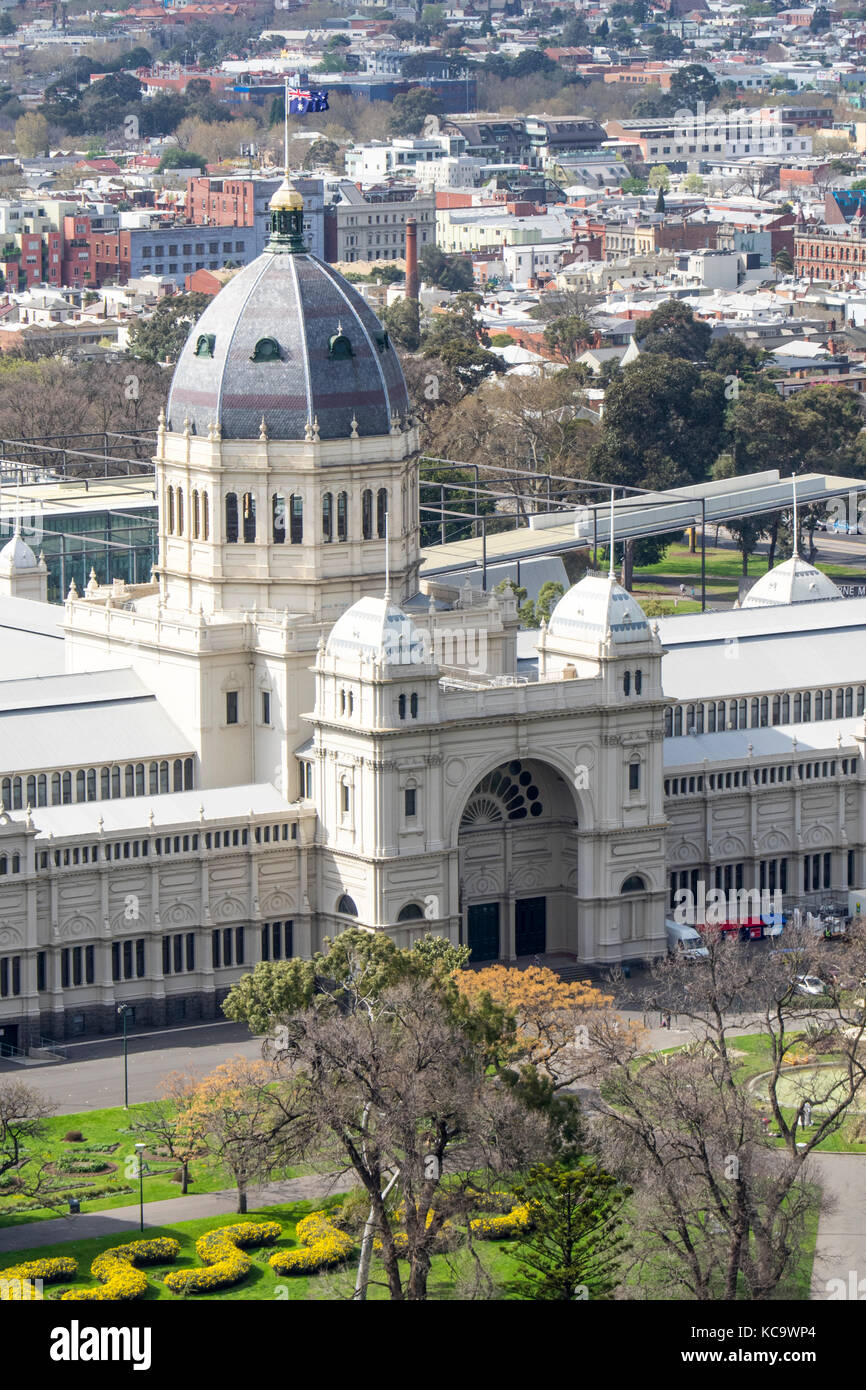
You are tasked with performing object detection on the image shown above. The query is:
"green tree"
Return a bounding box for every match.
[128,292,212,364]
[158,147,206,171]
[668,64,719,109]
[655,184,666,212]
[418,243,474,291]
[590,356,726,491]
[648,163,670,193]
[543,315,592,362]
[706,337,768,382]
[14,112,49,158]
[534,580,565,624]
[621,176,648,194]
[634,299,711,361]
[383,296,421,351]
[683,172,705,193]
[508,1161,629,1301]
[773,247,794,275]
[303,138,340,170]
[388,88,443,137]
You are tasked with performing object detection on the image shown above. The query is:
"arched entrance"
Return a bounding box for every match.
[457,758,580,963]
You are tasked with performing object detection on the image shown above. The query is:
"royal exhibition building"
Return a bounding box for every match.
[0,179,864,1052]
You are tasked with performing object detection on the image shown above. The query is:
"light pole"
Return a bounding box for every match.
[117,1004,130,1109]
[134,1142,145,1232]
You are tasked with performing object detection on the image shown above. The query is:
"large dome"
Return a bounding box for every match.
[548,573,652,646]
[165,243,410,443]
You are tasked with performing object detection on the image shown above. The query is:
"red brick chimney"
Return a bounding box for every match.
[405,218,418,301]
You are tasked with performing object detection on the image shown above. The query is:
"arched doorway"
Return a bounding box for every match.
[458,758,580,963]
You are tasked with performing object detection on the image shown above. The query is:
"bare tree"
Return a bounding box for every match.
[0,1080,56,1204]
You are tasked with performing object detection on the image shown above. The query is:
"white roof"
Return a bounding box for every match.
[741,555,842,607]
[0,670,193,774]
[658,596,866,701]
[664,717,861,769]
[0,533,38,572]
[6,783,296,839]
[0,594,65,679]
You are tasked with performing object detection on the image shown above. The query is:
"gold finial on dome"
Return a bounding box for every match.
[269,178,304,213]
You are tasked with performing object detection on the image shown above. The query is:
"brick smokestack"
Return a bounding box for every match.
[405,217,419,301]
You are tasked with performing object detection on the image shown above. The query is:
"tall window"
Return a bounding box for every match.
[322,492,333,543]
[226,691,239,725]
[377,487,388,538]
[202,491,210,540]
[225,492,239,543]
[192,490,200,539]
[273,493,286,544]
[629,762,640,792]
[337,491,348,542]
[177,490,184,535]
[290,495,303,544]
[242,492,256,543]
[362,489,373,539]
[167,486,175,534]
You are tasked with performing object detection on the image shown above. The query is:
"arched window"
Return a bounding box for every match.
[251,336,281,362]
[337,894,358,916]
[149,762,158,795]
[337,491,348,542]
[377,487,388,538]
[159,761,169,794]
[125,765,134,797]
[772,695,780,725]
[26,775,35,806]
[635,669,642,695]
[184,757,193,789]
[398,693,406,720]
[242,492,256,543]
[824,688,833,717]
[759,696,768,727]
[623,670,631,697]
[621,874,646,893]
[846,687,853,717]
[686,703,695,731]
[62,771,72,803]
[340,689,345,714]
[225,493,239,544]
[111,767,120,799]
[0,777,9,806]
[858,686,865,716]
[86,768,96,801]
[173,759,183,792]
[76,770,85,802]
[167,486,175,534]
[628,761,641,792]
[674,707,683,737]
[341,779,351,815]
[837,688,845,718]
[51,773,61,804]
[37,774,47,807]
[192,490,200,539]
[347,692,354,717]
[410,692,418,718]
[273,493,286,545]
[397,903,424,921]
[177,489,184,535]
[362,489,373,539]
[290,495,303,544]
[135,764,145,797]
[101,768,110,799]
[664,708,673,737]
[202,492,210,540]
[803,691,811,720]
[781,694,789,722]
[322,492,333,543]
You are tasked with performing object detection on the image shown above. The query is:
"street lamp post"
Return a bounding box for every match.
[134,1142,145,1233]
[117,1004,130,1109]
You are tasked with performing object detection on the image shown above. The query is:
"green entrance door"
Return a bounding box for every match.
[515,896,547,956]
[467,902,500,962]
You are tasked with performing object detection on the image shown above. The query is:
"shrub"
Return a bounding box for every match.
[61,1238,180,1301]
[63,1131,84,1143]
[269,1211,354,1275]
[164,1222,281,1295]
[55,1153,112,1174]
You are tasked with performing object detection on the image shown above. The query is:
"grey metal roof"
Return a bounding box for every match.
[166,251,410,441]
[6,783,294,838]
[664,717,861,769]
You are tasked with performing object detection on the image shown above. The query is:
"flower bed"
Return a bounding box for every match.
[0,1255,78,1299]
[164,1221,281,1295]
[269,1211,354,1275]
[61,1238,180,1301]
[469,1203,532,1239]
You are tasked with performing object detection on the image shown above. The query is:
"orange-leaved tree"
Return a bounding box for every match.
[456,965,618,1085]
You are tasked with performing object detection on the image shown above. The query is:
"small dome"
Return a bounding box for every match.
[548,573,651,646]
[326,597,427,665]
[0,533,38,572]
[741,556,842,608]
[269,177,304,213]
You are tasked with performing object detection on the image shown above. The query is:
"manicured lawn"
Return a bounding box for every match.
[632,541,860,615]
[0,1101,301,1229]
[0,1198,524,1301]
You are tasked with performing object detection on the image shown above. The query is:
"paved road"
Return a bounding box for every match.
[810,1152,866,1300]
[0,1172,355,1257]
[0,1020,264,1114]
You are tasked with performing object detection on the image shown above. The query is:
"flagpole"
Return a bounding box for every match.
[283,74,289,177]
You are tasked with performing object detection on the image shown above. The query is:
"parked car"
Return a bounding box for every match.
[794,974,826,997]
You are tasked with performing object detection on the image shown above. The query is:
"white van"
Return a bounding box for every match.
[665,919,709,961]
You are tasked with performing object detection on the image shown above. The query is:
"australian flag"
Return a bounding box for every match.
[288,87,329,115]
